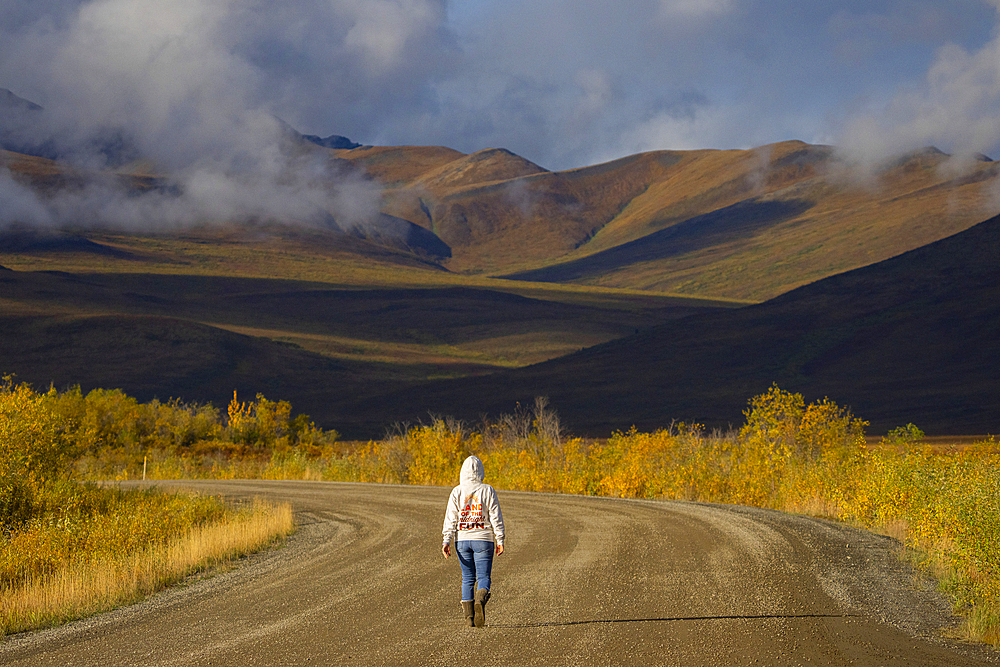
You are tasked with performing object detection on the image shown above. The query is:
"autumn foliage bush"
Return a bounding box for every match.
[0,377,293,636]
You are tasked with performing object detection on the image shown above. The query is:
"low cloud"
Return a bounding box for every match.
[836,5,1000,171]
[0,0,407,232]
[839,53,1000,166]
[0,147,385,234]
[606,98,743,157]
[0,168,54,227]
[3,0,1000,210]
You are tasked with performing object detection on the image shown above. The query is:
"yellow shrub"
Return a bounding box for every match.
[3,379,998,645]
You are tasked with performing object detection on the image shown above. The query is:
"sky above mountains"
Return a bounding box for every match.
[2,0,999,174]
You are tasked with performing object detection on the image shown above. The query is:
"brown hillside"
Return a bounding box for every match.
[579,141,831,253]
[1,148,169,194]
[535,145,1000,300]
[382,150,686,273]
[333,139,1000,300]
[8,136,1000,302]
[412,148,548,190]
[1,149,63,177]
[342,142,806,276]
[329,144,465,186]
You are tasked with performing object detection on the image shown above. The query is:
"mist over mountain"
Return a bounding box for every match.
[3,0,1000,443]
[2,121,999,435]
[4,90,999,296]
[4,65,999,298]
[0,88,455,258]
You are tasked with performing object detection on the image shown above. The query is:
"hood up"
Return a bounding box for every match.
[459,455,485,498]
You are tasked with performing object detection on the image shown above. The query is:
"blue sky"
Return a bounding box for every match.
[2,0,1000,172]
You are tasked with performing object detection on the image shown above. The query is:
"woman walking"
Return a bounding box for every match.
[442,455,505,628]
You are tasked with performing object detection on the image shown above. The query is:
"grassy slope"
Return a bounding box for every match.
[9,141,997,303]
[513,148,1000,301]
[1,149,64,177]
[331,212,1000,437]
[337,140,1000,301]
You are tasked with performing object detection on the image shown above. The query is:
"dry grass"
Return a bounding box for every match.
[0,150,65,177]
[0,499,293,636]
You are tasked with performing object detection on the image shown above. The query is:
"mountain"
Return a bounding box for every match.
[7,91,997,302]
[0,153,448,263]
[330,212,1000,437]
[4,109,999,436]
[333,139,1000,301]
[0,263,713,433]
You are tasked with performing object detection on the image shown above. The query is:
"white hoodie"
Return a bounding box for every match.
[442,455,505,546]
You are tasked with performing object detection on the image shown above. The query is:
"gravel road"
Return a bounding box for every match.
[2,480,998,666]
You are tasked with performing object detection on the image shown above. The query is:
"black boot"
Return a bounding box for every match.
[473,588,490,628]
[461,601,475,627]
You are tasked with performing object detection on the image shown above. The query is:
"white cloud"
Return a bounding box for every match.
[0,167,54,227]
[339,0,446,74]
[838,29,1000,168]
[574,69,614,115]
[0,0,400,231]
[659,0,735,18]
[609,104,740,157]
[3,0,999,183]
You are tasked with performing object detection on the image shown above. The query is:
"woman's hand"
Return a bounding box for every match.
[496,543,504,556]
[442,543,451,559]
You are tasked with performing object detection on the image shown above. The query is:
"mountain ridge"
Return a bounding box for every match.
[333,138,1000,300]
[5,87,997,302]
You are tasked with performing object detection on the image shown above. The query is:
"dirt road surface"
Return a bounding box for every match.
[2,480,998,666]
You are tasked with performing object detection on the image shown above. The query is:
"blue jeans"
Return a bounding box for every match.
[456,540,493,601]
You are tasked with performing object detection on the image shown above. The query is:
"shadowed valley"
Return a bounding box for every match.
[336,212,1000,437]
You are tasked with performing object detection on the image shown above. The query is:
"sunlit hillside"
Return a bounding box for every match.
[7,129,998,303]
[335,140,1000,300]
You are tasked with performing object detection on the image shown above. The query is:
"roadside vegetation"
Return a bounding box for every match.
[0,376,294,637]
[2,376,997,644]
